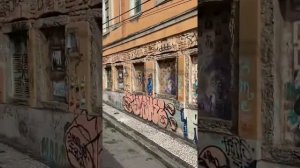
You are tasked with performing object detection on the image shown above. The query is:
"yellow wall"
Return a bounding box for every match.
[103,0,197,55]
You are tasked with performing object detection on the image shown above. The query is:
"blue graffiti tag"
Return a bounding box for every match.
[180,109,188,138]
[147,77,153,96]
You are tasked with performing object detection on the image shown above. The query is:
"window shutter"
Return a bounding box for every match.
[13,52,29,99]
[294,21,300,70]
[102,0,109,32]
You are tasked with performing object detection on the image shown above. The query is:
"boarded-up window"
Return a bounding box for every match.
[43,27,66,102]
[133,63,145,92]
[158,58,177,96]
[66,32,78,54]
[116,66,124,90]
[190,55,198,104]
[10,31,29,100]
[105,66,112,90]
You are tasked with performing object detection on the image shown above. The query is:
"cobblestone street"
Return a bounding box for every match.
[0,143,49,168]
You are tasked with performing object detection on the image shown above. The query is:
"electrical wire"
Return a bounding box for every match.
[103,0,193,30]
[102,0,152,25]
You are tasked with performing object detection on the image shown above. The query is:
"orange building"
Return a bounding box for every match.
[102,0,198,143]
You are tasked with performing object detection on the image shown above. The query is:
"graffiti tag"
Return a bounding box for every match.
[221,137,255,168]
[122,92,178,131]
[65,110,102,168]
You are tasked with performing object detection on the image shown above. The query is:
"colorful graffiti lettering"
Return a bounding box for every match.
[122,92,177,131]
[147,74,153,96]
[180,109,188,138]
[65,110,102,168]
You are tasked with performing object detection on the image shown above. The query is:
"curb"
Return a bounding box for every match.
[103,110,195,168]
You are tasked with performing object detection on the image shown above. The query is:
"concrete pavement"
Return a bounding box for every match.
[103,103,198,168]
[0,143,49,168]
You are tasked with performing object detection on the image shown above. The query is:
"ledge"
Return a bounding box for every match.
[261,146,300,167]
[40,101,68,112]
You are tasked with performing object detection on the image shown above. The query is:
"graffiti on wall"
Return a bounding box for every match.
[239,57,254,113]
[191,56,198,104]
[158,59,177,96]
[123,92,178,131]
[285,77,300,146]
[68,77,86,113]
[41,137,69,167]
[180,109,198,143]
[199,136,256,168]
[199,146,230,168]
[147,74,153,96]
[102,31,198,64]
[65,110,102,168]
[221,136,256,168]
[198,10,232,120]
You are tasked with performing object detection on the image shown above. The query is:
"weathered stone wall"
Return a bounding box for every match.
[103,30,198,143]
[261,0,300,167]
[0,0,102,167]
[0,104,102,168]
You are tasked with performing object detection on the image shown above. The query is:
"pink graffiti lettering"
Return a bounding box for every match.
[122,92,177,131]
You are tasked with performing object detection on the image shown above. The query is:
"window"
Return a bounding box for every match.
[105,66,112,90]
[10,31,29,100]
[103,0,110,33]
[116,66,124,90]
[133,63,145,92]
[130,0,141,16]
[157,58,177,96]
[66,31,78,55]
[190,55,198,105]
[156,0,170,6]
[43,27,66,102]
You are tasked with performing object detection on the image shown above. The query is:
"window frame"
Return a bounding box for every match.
[115,65,125,91]
[130,0,142,17]
[41,26,67,104]
[105,66,113,91]
[132,62,145,93]
[9,31,30,104]
[155,56,178,100]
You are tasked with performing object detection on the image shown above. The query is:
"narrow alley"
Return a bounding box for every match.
[102,120,168,168]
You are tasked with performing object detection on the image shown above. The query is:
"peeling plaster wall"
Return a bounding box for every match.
[0,104,102,168]
[198,132,257,168]
[0,1,102,168]
[0,104,71,167]
[103,30,198,143]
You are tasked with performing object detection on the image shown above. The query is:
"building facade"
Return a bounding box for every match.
[198,0,300,168]
[0,0,102,168]
[102,0,198,144]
